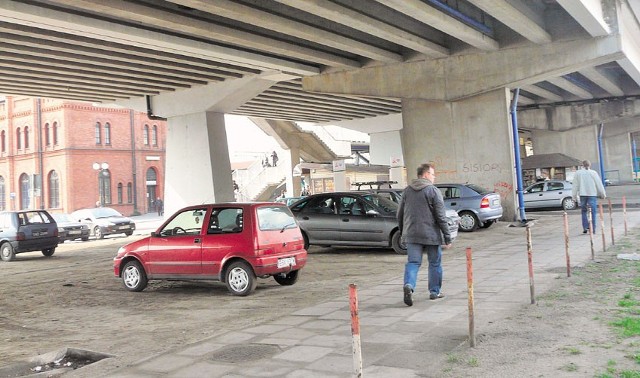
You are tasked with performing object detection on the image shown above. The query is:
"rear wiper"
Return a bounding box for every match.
[280,223,295,233]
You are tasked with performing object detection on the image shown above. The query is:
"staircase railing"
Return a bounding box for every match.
[233,154,289,201]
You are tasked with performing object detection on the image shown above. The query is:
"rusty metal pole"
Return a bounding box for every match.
[349,284,362,378]
[608,198,614,246]
[526,225,535,305]
[623,196,628,236]
[563,211,571,277]
[599,202,606,252]
[588,206,595,260]
[466,247,476,347]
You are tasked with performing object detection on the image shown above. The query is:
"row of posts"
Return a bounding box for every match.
[349,196,629,375]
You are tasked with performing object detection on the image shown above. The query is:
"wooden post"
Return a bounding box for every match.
[466,247,476,347]
[623,196,628,236]
[349,284,362,378]
[599,202,606,252]
[588,206,595,260]
[608,198,614,246]
[526,225,535,305]
[563,211,571,277]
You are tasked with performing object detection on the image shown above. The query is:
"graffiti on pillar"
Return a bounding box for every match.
[462,162,502,173]
[493,181,513,200]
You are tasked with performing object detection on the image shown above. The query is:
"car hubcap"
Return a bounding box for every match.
[460,215,474,230]
[228,267,248,292]
[565,198,575,209]
[123,266,140,288]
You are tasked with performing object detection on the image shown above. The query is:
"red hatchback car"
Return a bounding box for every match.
[113,202,307,296]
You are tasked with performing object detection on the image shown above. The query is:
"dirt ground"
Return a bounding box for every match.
[1,210,639,377]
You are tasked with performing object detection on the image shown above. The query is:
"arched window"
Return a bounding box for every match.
[0,176,6,211]
[127,182,133,203]
[99,169,112,205]
[105,122,111,145]
[48,170,60,208]
[1,131,6,153]
[95,122,101,145]
[16,127,21,150]
[20,173,30,209]
[152,125,158,146]
[117,183,123,204]
[143,125,149,145]
[53,122,58,145]
[44,123,50,146]
[146,167,157,182]
[24,126,29,149]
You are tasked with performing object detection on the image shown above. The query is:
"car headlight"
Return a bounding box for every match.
[57,227,64,232]
[81,225,89,230]
[116,246,126,256]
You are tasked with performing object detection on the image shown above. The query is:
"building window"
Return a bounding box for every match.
[152,125,158,146]
[45,123,50,146]
[99,169,112,205]
[24,126,29,149]
[53,122,58,145]
[127,182,133,203]
[0,176,5,211]
[1,131,5,153]
[143,125,149,145]
[16,128,21,150]
[20,173,30,210]
[117,183,123,204]
[48,170,60,208]
[95,122,101,145]
[105,122,111,145]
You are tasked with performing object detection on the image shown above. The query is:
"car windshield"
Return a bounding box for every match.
[52,213,72,223]
[91,207,123,218]
[257,206,297,231]
[361,193,398,214]
[466,184,492,195]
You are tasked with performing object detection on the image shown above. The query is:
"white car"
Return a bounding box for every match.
[523,180,577,210]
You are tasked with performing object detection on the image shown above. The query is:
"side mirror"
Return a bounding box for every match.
[150,231,157,237]
[366,209,380,216]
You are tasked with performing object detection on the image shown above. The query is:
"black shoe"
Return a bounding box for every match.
[403,285,413,306]
[429,292,445,300]
[583,229,588,234]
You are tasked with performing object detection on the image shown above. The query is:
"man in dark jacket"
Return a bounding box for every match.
[397,163,452,306]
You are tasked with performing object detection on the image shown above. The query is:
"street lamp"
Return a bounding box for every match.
[93,162,109,207]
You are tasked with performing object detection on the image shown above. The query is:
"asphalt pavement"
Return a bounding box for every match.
[74,184,640,378]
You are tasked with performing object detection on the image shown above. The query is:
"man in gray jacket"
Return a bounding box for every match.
[572,160,606,234]
[398,163,452,306]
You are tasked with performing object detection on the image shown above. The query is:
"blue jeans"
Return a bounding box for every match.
[404,243,442,295]
[580,196,597,232]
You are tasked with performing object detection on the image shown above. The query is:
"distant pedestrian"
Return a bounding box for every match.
[263,155,270,167]
[233,180,239,192]
[397,163,452,306]
[271,151,278,167]
[572,160,606,234]
[155,197,164,216]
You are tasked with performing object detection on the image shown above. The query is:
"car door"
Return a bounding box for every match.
[200,207,246,278]
[523,183,546,208]
[337,195,387,245]
[439,185,462,212]
[146,207,206,277]
[541,181,569,207]
[294,195,341,244]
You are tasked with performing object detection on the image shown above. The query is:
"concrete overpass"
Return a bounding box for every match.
[1,0,640,219]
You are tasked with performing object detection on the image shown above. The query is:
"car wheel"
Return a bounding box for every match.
[274,270,299,286]
[302,231,310,250]
[458,211,479,232]
[0,243,15,262]
[124,231,133,237]
[81,237,89,242]
[480,220,494,229]
[41,247,55,257]
[391,231,407,255]
[94,226,104,239]
[122,260,148,292]
[562,197,577,210]
[225,261,256,296]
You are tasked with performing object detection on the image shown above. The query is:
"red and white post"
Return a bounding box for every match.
[349,283,362,378]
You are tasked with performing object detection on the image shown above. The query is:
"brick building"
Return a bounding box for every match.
[0,96,166,215]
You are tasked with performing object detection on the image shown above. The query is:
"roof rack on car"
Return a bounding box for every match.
[351,181,397,190]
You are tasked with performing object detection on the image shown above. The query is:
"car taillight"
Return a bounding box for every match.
[256,248,275,256]
[16,232,25,241]
[480,197,490,208]
[54,229,58,237]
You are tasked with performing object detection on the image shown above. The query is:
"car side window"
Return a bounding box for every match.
[547,182,564,191]
[160,208,207,236]
[303,196,335,214]
[528,184,544,193]
[440,187,459,199]
[208,208,243,234]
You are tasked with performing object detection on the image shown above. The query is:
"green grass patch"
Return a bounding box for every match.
[561,362,578,372]
[446,354,459,364]
[620,370,640,378]
[565,346,581,355]
[467,357,479,367]
[619,299,639,307]
[611,317,640,337]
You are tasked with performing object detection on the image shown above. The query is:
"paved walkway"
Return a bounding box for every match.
[100,203,640,377]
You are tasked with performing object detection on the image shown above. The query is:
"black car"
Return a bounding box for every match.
[0,210,59,262]
[71,207,136,239]
[52,213,90,242]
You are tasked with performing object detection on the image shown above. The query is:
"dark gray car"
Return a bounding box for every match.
[290,192,458,254]
[0,210,59,262]
[71,207,136,239]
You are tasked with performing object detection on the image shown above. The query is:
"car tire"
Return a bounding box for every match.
[391,231,407,255]
[562,197,577,210]
[480,220,494,229]
[122,260,148,292]
[81,237,89,242]
[0,243,15,262]
[458,211,479,232]
[274,270,299,286]
[41,247,55,257]
[94,226,104,239]
[124,231,133,237]
[302,232,310,250]
[225,261,256,296]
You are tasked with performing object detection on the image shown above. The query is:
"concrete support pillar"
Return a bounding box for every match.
[285,146,302,196]
[164,111,233,216]
[333,160,348,191]
[400,89,517,220]
[532,126,600,173]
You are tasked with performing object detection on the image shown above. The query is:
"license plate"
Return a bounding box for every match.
[33,231,47,237]
[118,225,130,230]
[277,257,296,268]
[69,230,81,235]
